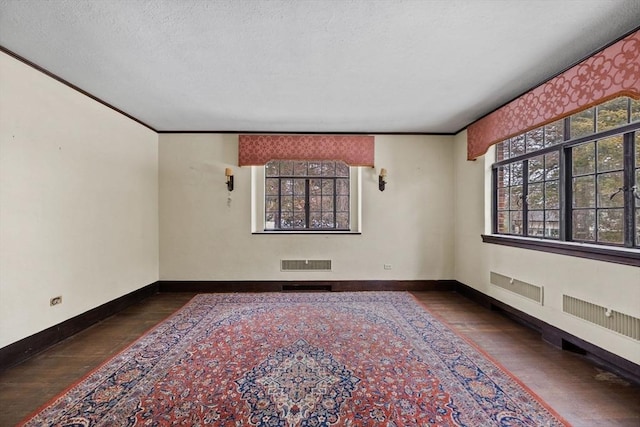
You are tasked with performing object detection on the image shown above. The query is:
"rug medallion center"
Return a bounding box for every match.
[236,338,360,426]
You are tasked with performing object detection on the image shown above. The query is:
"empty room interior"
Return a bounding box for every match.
[1,1,639,426]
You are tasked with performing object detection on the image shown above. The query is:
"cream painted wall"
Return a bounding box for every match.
[453,130,640,364]
[159,134,454,281]
[3,43,636,369]
[0,53,159,348]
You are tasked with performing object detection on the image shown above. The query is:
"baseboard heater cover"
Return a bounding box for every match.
[563,295,640,341]
[281,259,332,272]
[490,271,544,305]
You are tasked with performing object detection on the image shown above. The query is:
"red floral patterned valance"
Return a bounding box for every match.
[238,134,375,166]
[467,30,640,160]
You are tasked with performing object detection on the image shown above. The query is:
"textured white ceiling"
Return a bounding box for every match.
[1,0,639,133]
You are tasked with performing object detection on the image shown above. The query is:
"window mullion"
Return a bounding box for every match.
[594,142,600,243]
[492,168,498,233]
[560,117,571,242]
[561,147,571,242]
[277,178,283,229]
[564,116,572,143]
[623,133,635,247]
[305,179,310,229]
[523,161,529,236]
[333,178,338,228]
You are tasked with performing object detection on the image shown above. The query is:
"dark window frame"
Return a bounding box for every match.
[265,160,350,232]
[489,98,640,266]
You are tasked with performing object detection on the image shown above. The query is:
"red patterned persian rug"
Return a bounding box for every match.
[20,292,569,426]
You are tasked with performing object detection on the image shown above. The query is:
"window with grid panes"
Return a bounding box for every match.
[492,96,640,250]
[265,160,350,231]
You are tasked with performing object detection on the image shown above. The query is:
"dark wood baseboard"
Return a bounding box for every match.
[3,279,637,387]
[453,280,640,386]
[158,280,455,293]
[159,281,282,293]
[0,280,449,371]
[0,282,159,371]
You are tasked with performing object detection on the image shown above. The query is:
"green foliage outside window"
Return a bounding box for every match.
[265,160,350,231]
[494,96,640,248]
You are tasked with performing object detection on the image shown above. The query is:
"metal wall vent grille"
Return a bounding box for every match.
[563,295,640,341]
[281,260,332,272]
[490,272,544,305]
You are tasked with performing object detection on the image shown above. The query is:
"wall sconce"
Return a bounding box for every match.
[225,167,234,191]
[378,168,387,191]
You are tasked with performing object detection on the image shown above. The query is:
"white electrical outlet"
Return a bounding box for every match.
[384,264,392,270]
[50,296,62,306]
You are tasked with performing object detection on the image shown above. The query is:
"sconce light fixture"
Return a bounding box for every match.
[225,167,234,191]
[378,168,387,191]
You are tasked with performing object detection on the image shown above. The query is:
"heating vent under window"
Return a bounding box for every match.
[490,272,544,305]
[281,259,332,272]
[563,295,640,341]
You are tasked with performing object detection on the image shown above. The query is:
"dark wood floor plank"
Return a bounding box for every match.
[0,291,638,426]
[0,292,196,426]
[412,291,640,427]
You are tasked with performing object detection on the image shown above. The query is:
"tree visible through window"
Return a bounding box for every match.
[493,96,640,249]
[571,136,625,243]
[265,160,350,231]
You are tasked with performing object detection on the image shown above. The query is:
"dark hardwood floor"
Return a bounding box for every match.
[0,291,638,426]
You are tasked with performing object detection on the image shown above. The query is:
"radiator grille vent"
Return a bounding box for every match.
[281,260,332,272]
[490,272,544,304]
[563,295,640,341]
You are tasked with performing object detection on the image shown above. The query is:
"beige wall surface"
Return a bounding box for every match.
[159,134,454,281]
[0,53,159,348]
[452,131,640,365]
[3,46,638,367]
